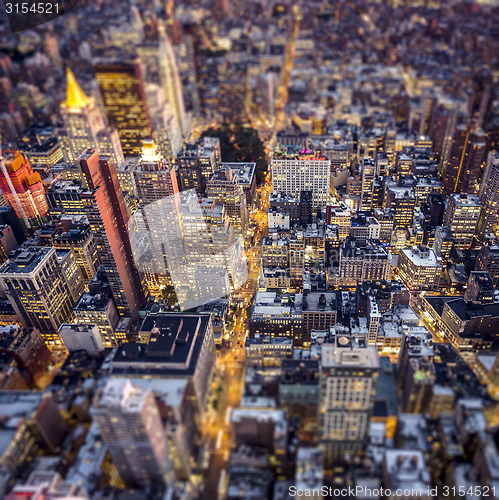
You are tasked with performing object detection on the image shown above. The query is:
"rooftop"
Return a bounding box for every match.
[74,291,112,312]
[401,245,441,267]
[111,313,212,377]
[321,335,379,369]
[221,162,256,186]
[0,247,53,275]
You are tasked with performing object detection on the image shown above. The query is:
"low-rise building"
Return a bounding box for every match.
[249,292,304,346]
[58,323,104,357]
[245,336,293,367]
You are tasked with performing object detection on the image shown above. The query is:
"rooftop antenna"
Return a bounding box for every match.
[0,134,31,229]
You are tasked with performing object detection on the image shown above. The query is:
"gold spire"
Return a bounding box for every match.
[66,67,90,108]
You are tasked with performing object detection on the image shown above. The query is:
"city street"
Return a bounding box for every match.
[201,172,271,499]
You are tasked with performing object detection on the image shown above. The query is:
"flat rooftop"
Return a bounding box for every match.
[111,313,211,377]
[0,247,52,275]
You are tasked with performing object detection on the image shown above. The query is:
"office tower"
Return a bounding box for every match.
[206,166,249,234]
[79,150,147,317]
[144,81,179,159]
[375,152,390,177]
[95,61,153,156]
[476,151,499,242]
[46,180,88,218]
[0,392,68,477]
[177,145,206,194]
[74,287,120,348]
[134,140,179,205]
[398,332,435,414]
[427,193,446,227]
[245,336,293,367]
[395,152,414,179]
[25,137,63,169]
[385,187,415,228]
[92,378,176,488]
[221,162,256,205]
[158,24,188,137]
[428,98,458,166]
[183,195,243,299]
[289,232,305,289]
[0,151,48,229]
[443,193,481,249]
[367,295,381,344]
[59,68,124,167]
[133,140,180,293]
[111,312,216,422]
[397,245,442,291]
[0,224,18,264]
[177,139,219,195]
[337,238,391,288]
[0,325,52,390]
[370,208,392,244]
[0,247,80,351]
[464,271,495,303]
[319,334,379,465]
[441,123,486,194]
[56,249,85,303]
[279,360,319,444]
[117,157,139,198]
[432,226,455,266]
[475,242,499,287]
[299,191,313,226]
[271,147,330,209]
[361,157,375,210]
[0,206,26,245]
[47,215,100,283]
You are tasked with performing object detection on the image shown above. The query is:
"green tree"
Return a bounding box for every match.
[201,123,268,184]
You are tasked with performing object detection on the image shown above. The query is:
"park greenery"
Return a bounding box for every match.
[201,122,268,184]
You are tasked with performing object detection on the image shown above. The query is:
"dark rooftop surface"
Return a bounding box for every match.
[434,343,494,405]
[111,313,211,377]
[280,359,319,385]
[375,356,399,416]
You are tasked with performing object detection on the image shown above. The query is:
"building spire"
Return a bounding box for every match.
[66,67,90,108]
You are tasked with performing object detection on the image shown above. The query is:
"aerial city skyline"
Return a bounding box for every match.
[0,0,498,498]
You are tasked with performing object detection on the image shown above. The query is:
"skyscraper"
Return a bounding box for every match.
[206,166,249,234]
[441,123,486,194]
[92,378,176,488]
[476,151,499,242]
[133,140,181,294]
[59,68,124,167]
[360,157,376,210]
[0,246,81,351]
[428,97,458,167]
[271,147,330,209]
[134,140,179,206]
[95,61,153,156]
[0,151,48,229]
[79,149,147,317]
[319,333,379,465]
[443,193,481,249]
